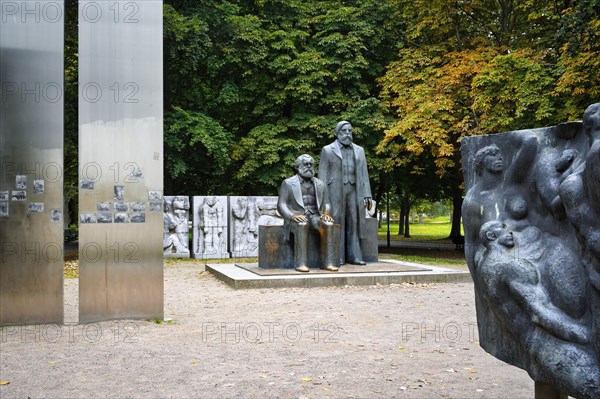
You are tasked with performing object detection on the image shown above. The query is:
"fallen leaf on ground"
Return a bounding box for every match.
[445,368,457,373]
[0,381,9,386]
[301,377,312,382]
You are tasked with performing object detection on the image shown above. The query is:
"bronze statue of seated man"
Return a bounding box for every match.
[277,154,339,272]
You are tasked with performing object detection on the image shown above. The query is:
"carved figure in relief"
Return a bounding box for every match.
[462,136,537,268]
[560,103,600,283]
[231,196,253,253]
[462,103,600,399]
[163,196,189,254]
[199,196,224,254]
[478,221,590,344]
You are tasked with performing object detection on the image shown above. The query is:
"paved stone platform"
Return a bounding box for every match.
[206,259,471,289]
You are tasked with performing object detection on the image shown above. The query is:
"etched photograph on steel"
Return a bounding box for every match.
[148,190,163,201]
[114,185,125,201]
[27,202,44,213]
[149,201,162,212]
[11,191,26,201]
[114,213,130,224]
[114,202,129,212]
[80,213,97,224]
[97,201,112,212]
[33,179,45,194]
[131,213,146,223]
[0,202,8,217]
[50,210,62,223]
[130,201,145,212]
[80,179,94,190]
[97,212,113,223]
[15,175,26,190]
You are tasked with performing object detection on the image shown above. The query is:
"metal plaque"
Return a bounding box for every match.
[78,0,163,322]
[0,0,65,325]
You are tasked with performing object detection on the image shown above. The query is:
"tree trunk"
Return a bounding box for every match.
[449,191,463,239]
[398,192,406,235]
[63,197,71,229]
[374,180,385,218]
[403,193,411,238]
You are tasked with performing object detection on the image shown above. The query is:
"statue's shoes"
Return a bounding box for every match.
[321,265,339,272]
[350,260,366,265]
[295,265,309,272]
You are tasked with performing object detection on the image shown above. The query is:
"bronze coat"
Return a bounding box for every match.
[319,140,372,239]
[277,175,331,241]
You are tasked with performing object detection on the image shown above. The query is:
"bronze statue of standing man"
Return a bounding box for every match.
[319,121,372,265]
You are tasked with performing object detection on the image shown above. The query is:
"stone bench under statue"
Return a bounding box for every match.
[258,218,379,270]
[461,103,600,399]
[258,224,340,269]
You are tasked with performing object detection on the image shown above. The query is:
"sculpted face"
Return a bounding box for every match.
[484,150,504,174]
[583,103,600,140]
[337,123,353,147]
[296,156,315,180]
[496,225,515,248]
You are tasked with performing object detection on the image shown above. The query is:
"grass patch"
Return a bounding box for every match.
[380,252,466,266]
[148,318,177,325]
[64,260,79,279]
[378,217,463,241]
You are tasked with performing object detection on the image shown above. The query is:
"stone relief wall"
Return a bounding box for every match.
[461,103,600,399]
[229,196,283,258]
[163,196,190,258]
[164,195,285,259]
[192,196,229,259]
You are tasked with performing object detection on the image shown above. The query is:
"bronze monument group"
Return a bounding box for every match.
[277,121,373,272]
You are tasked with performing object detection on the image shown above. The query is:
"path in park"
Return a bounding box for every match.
[0,262,535,398]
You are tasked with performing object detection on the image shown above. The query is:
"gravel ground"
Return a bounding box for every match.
[0,262,536,399]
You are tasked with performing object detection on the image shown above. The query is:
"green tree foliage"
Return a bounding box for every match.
[554,0,600,118]
[163,0,401,195]
[64,0,79,226]
[377,0,599,237]
[63,1,598,231]
[164,107,232,194]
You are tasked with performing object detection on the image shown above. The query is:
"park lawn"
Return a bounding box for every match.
[378,216,463,241]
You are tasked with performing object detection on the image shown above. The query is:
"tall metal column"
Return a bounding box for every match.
[0,0,65,325]
[78,0,163,322]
